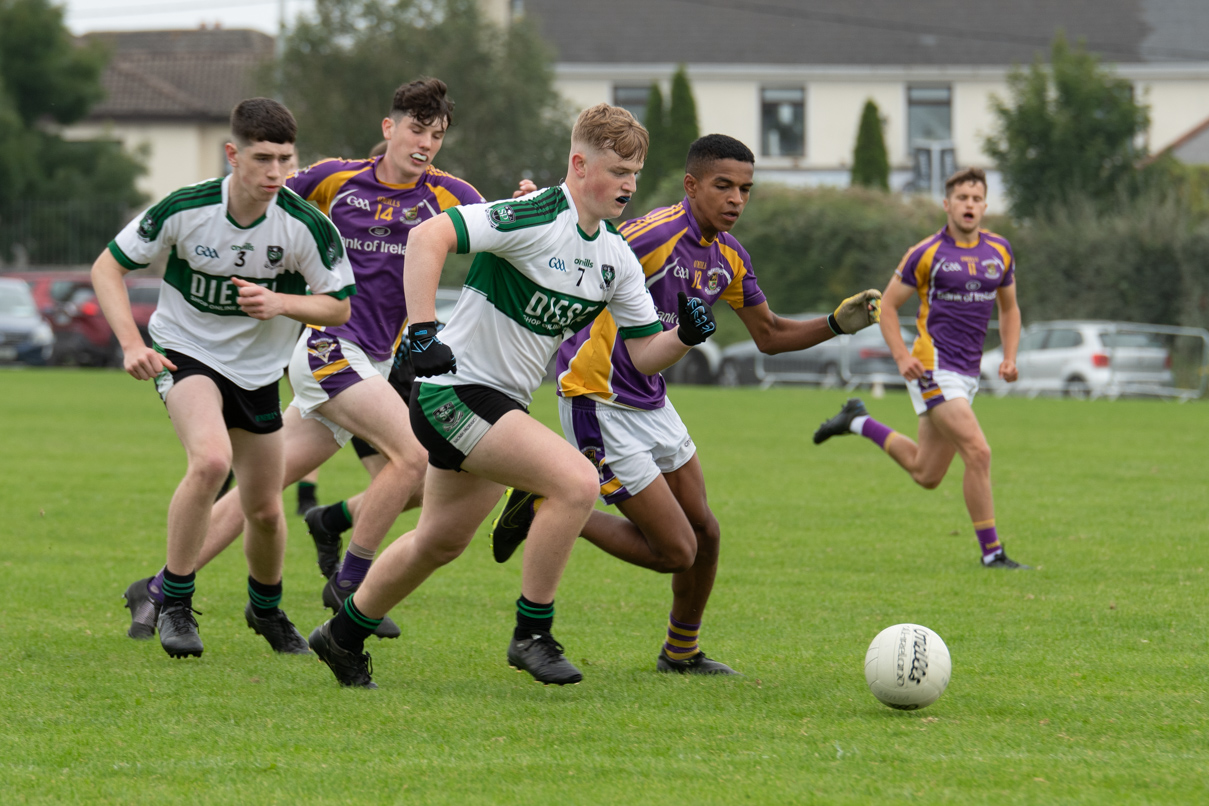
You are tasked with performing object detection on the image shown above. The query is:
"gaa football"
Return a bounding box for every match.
[864,623,951,710]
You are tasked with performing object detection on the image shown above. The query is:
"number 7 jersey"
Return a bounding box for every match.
[433,185,663,406]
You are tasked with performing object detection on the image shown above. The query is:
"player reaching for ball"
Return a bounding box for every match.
[813,167,1029,569]
[488,134,882,676]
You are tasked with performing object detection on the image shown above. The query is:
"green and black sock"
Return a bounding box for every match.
[321,501,353,534]
[514,595,554,640]
[161,569,195,607]
[330,596,382,653]
[247,576,282,618]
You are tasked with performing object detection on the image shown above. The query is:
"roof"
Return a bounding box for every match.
[82,29,275,122]
[520,0,1209,66]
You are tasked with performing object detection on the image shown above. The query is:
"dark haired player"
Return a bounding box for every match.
[813,167,1028,569]
[120,79,486,643]
[94,98,354,658]
[490,134,881,674]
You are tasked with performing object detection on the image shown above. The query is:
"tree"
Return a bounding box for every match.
[850,99,889,190]
[984,34,1149,218]
[639,83,667,193]
[276,0,570,202]
[663,65,699,180]
[0,0,144,264]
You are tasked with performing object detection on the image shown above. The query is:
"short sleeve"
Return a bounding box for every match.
[717,239,766,311]
[447,187,567,256]
[293,216,356,299]
[109,205,174,270]
[895,245,924,288]
[609,249,662,340]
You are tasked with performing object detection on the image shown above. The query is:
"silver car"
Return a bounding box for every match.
[718,316,913,388]
[980,320,1173,399]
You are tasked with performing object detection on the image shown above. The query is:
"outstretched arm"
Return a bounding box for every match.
[734,288,880,356]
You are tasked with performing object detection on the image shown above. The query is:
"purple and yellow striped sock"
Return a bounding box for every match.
[663,615,701,661]
[858,417,898,451]
[975,519,1002,561]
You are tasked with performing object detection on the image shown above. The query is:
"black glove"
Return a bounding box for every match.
[408,321,457,377]
[676,291,717,346]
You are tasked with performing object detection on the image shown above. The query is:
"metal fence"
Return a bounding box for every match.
[0,202,133,267]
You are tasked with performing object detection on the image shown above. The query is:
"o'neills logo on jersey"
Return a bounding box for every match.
[488,205,515,228]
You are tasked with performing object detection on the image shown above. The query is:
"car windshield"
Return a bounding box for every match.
[1100,331,1164,349]
[0,284,37,316]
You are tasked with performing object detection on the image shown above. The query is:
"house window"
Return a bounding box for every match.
[614,86,651,125]
[761,88,805,158]
[908,85,952,144]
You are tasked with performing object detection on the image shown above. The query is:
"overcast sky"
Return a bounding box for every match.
[62,0,317,36]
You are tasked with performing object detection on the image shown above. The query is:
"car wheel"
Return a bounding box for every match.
[1064,375,1091,400]
[821,363,842,389]
[718,359,741,387]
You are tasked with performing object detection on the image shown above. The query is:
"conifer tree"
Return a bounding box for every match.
[851,99,890,190]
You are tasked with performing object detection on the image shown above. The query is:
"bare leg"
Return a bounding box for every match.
[229,427,288,584]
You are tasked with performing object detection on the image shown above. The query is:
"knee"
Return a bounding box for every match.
[244,500,284,533]
[965,443,991,474]
[418,534,469,568]
[914,473,943,490]
[656,540,697,574]
[692,517,721,563]
[554,462,600,514]
[188,452,231,489]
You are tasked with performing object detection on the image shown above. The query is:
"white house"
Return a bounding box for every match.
[489,0,1209,209]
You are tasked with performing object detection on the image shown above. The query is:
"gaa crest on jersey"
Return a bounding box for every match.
[982,258,1003,279]
[581,446,607,472]
[309,336,338,363]
[488,204,516,229]
[136,214,156,242]
[434,402,463,432]
[403,206,420,223]
[600,264,615,289]
[266,245,284,268]
[705,267,728,296]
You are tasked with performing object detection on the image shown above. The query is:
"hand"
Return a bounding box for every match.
[676,291,716,346]
[512,179,538,198]
[408,321,457,376]
[123,343,176,381]
[233,277,284,320]
[895,353,925,382]
[999,358,1018,383]
[828,289,882,335]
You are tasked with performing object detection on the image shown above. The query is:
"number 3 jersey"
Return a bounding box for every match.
[895,227,1016,377]
[286,158,484,361]
[109,175,355,389]
[436,185,663,406]
[557,197,766,410]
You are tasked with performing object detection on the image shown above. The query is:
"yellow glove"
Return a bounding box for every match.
[828,289,882,335]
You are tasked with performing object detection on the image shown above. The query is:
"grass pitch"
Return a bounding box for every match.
[1,369,1206,804]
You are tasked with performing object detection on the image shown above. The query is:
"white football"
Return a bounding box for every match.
[864,623,951,710]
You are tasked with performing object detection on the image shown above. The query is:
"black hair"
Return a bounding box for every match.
[686,134,755,177]
[231,98,297,146]
[390,77,455,128]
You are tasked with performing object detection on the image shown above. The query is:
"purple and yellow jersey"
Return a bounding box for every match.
[896,227,1016,377]
[286,158,483,361]
[557,197,766,409]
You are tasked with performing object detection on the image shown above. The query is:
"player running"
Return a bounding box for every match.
[95,98,354,658]
[121,79,485,643]
[813,167,1028,569]
[307,103,720,689]
[488,134,882,675]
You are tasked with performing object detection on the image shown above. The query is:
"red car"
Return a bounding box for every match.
[1,270,160,366]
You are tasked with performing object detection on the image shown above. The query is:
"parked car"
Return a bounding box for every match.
[718,316,913,388]
[0,278,55,365]
[2,270,160,366]
[980,320,1174,399]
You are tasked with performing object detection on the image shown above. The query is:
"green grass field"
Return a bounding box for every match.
[2,369,1206,804]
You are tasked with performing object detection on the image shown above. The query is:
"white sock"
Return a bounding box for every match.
[850,415,869,435]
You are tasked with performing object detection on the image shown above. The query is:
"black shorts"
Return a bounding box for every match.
[155,348,283,434]
[409,382,526,471]
[348,350,416,460]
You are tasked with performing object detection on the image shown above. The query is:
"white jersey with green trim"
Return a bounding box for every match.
[435,184,662,405]
[109,175,355,389]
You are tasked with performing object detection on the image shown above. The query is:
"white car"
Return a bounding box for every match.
[981,320,1173,399]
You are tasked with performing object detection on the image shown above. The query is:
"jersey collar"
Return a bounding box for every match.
[941,226,982,249]
[373,156,428,190]
[681,196,717,247]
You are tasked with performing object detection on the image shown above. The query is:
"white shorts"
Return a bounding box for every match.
[557,396,695,505]
[287,329,392,446]
[907,369,980,416]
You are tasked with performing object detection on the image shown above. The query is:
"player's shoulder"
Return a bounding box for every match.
[715,230,751,261]
[979,228,1013,250]
[422,166,484,202]
[275,185,339,236]
[146,177,225,217]
[618,202,689,243]
[903,230,945,260]
[479,185,571,233]
[292,157,372,182]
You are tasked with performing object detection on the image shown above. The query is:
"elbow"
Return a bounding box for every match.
[333,299,352,326]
